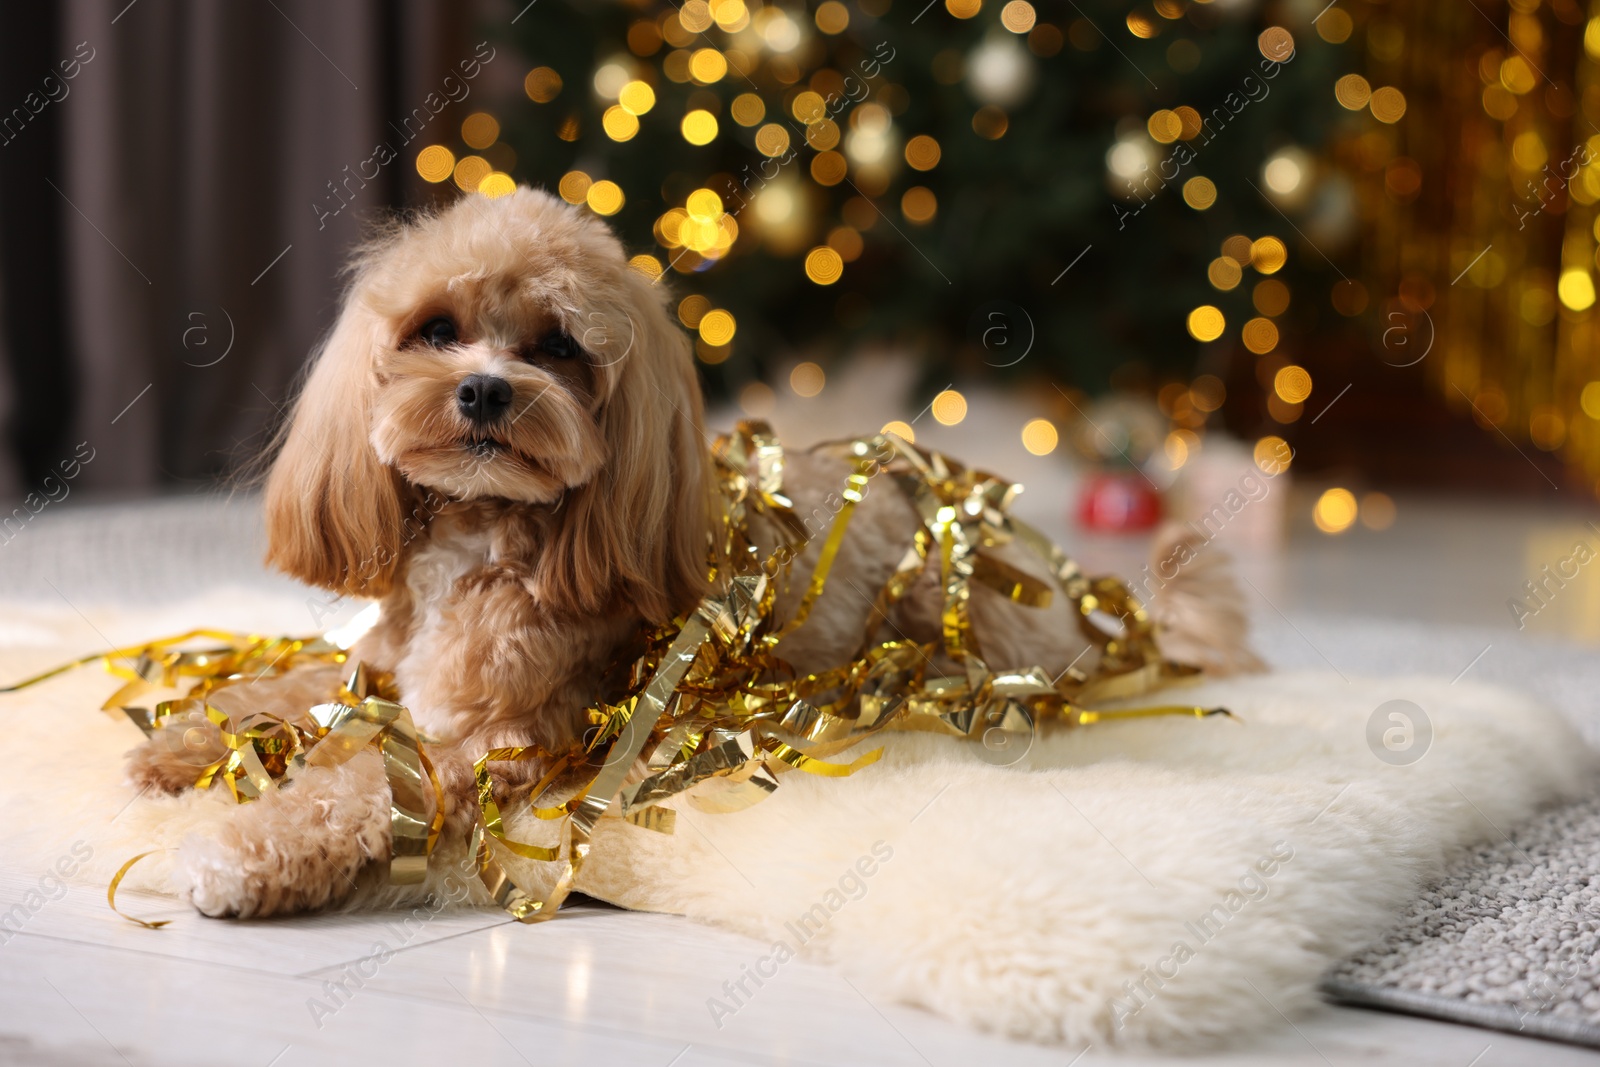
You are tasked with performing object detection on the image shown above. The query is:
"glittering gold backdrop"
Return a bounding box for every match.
[1358,0,1600,495]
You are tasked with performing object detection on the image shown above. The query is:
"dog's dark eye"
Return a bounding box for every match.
[540,331,579,360]
[419,316,457,347]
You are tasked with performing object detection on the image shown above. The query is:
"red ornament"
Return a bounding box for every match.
[1076,471,1162,532]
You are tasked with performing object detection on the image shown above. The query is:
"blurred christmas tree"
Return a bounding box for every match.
[452,0,1356,407]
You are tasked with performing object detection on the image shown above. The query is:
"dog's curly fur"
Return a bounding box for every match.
[126,187,1257,918]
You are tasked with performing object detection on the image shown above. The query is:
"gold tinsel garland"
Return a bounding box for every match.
[2,422,1224,924]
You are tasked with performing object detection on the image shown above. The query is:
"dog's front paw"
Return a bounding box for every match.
[175,829,281,918]
[171,753,392,918]
[173,825,366,918]
[124,722,225,795]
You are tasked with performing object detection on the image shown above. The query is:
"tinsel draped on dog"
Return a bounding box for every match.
[117,187,1257,920]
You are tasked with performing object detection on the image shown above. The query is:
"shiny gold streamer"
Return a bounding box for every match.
[454,422,1225,922]
[4,421,1226,926]
[107,850,174,929]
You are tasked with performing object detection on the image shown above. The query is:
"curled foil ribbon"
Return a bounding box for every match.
[3,421,1226,924]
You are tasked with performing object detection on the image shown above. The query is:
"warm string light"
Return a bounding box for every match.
[415,111,519,198]
[1309,486,1395,535]
[1189,222,1300,428]
[1313,488,1358,534]
[1021,417,1058,455]
[487,0,1106,390]
[881,419,916,442]
[492,0,1331,438]
[931,389,967,425]
[487,0,1005,352]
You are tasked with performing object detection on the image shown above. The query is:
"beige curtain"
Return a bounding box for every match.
[56,0,470,493]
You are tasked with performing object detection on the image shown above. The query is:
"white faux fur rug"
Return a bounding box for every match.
[1,588,1595,1051]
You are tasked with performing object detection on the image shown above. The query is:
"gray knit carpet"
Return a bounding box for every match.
[6,492,1600,1049]
[1323,794,1600,1048]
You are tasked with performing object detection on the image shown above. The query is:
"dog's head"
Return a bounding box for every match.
[264,187,711,621]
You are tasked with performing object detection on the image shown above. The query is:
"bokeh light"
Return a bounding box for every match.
[681,109,719,145]
[1360,492,1397,531]
[680,0,713,32]
[416,145,455,183]
[1001,0,1036,33]
[593,63,631,99]
[1274,364,1314,404]
[1258,27,1294,62]
[1242,317,1280,354]
[678,294,711,328]
[973,106,1009,139]
[740,381,776,417]
[1254,435,1292,474]
[1559,270,1596,311]
[1187,305,1226,342]
[1335,74,1372,110]
[881,420,916,443]
[1581,381,1600,420]
[478,172,516,198]
[524,67,562,102]
[1263,152,1302,195]
[699,309,737,345]
[1183,176,1216,210]
[1191,374,1225,412]
[806,119,841,151]
[627,20,662,56]
[686,188,723,221]
[1317,9,1353,43]
[731,93,765,126]
[901,187,937,224]
[1021,417,1057,455]
[618,80,656,115]
[1313,488,1358,534]
[827,226,864,261]
[932,389,968,425]
[713,0,749,31]
[603,105,640,141]
[905,135,942,170]
[689,48,727,83]
[461,112,499,149]
[559,171,592,204]
[805,246,845,284]
[1370,86,1407,123]
[627,254,663,279]
[1251,237,1288,274]
[1147,109,1182,144]
[585,180,624,215]
[790,361,826,397]
[1208,256,1242,290]
[815,1,850,33]
[755,123,791,156]
[811,151,848,185]
[1253,280,1291,316]
[453,155,491,192]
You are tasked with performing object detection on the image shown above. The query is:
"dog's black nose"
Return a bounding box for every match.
[456,374,513,424]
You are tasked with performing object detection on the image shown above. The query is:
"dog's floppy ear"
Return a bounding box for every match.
[540,270,713,622]
[264,283,407,597]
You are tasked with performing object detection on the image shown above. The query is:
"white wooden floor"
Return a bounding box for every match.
[6,873,1598,1067]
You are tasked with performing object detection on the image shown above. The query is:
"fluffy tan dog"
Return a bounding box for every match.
[126,187,1255,918]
